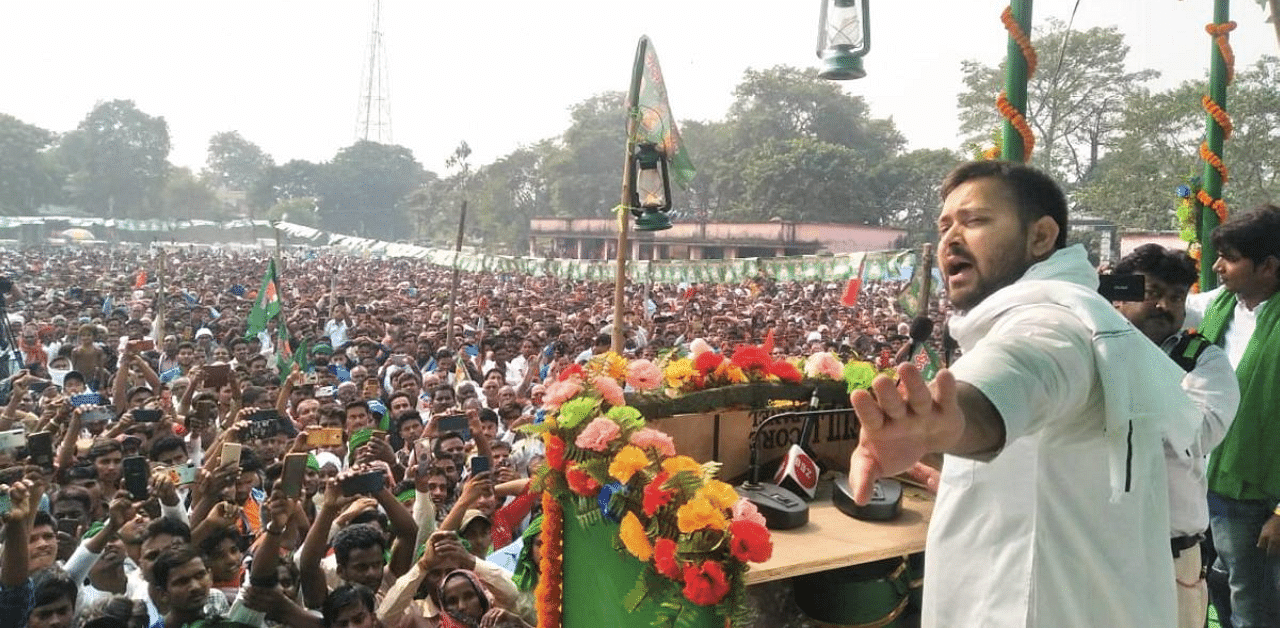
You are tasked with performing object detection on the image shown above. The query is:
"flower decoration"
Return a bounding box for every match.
[626,359,663,391]
[545,434,567,471]
[805,352,845,380]
[543,378,583,408]
[769,360,802,383]
[565,462,601,496]
[629,427,676,458]
[575,417,621,452]
[594,376,626,407]
[730,345,771,372]
[694,350,725,373]
[728,520,773,563]
[731,498,767,528]
[677,497,729,533]
[844,360,878,392]
[557,363,585,382]
[664,358,695,390]
[689,338,714,357]
[609,445,651,484]
[644,471,675,516]
[556,396,598,429]
[682,561,731,606]
[654,538,682,580]
[620,512,653,561]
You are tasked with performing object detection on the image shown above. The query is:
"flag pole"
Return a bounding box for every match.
[915,243,934,316]
[446,200,468,352]
[612,36,649,354]
[152,250,166,342]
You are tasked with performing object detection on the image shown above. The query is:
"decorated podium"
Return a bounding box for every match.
[525,347,892,627]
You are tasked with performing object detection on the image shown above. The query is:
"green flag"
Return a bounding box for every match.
[911,344,942,381]
[897,264,924,318]
[633,38,696,188]
[245,259,281,339]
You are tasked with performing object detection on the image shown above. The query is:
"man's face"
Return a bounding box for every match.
[433,457,460,484]
[390,396,412,419]
[1212,247,1278,302]
[330,601,377,628]
[28,523,58,572]
[205,537,243,583]
[177,347,194,367]
[1115,272,1188,344]
[232,343,250,363]
[346,407,371,433]
[937,177,1050,312]
[53,501,89,530]
[161,557,212,614]
[140,534,183,577]
[439,437,466,461]
[398,418,423,444]
[28,595,74,628]
[433,390,455,413]
[235,470,258,504]
[296,399,320,426]
[426,474,450,506]
[479,421,498,442]
[336,546,385,591]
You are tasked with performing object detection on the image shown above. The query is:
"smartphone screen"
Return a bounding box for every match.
[306,428,343,447]
[133,409,163,423]
[204,363,231,389]
[470,455,491,476]
[27,432,53,467]
[123,456,149,501]
[221,442,242,467]
[341,471,385,496]
[437,414,470,442]
[281,453,307,498]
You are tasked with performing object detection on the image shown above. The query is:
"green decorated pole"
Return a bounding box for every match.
[612,37,648,354]
[1198,0,1231,290]
[1001,0,1034,163]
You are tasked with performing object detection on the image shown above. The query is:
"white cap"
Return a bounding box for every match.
[806,331,822,342]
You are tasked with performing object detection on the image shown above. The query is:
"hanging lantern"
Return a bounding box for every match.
[629,142,673,231]
[816,0,871,80]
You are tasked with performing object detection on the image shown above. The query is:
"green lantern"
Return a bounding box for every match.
[817,0,871,80]
[629,142,673,231]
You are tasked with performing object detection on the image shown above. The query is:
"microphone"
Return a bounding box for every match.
[772,414,820,500]
[907,316,933,355]
[941,321,958,368]
[736,412,811,530]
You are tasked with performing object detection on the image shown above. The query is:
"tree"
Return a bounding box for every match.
[868,148,964,245]
[467,144,551,253]
[250,159,324,210]
[316,140,426,240]
[956,21,1158,183]
[0,114,60,214]
[161,167,222,221]
[202,131,275,195]
[543,92,627,218]
[57,100,172,217]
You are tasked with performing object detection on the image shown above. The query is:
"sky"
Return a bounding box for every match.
[2,1,1276,176]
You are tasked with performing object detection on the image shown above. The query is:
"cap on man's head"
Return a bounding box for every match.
[195,328,213,338]
[806,331,822,342]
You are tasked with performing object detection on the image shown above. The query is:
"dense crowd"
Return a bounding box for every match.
[0,244,930,628]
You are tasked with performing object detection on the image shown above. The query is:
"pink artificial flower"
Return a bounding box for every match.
[731,497,768,527]
[542,378,583,409]
[594,376,626,407]
[574,417,622,452]
[689,338,713,358]
[629,427,677,458]
[805,352,844,380]
[626,359,663,391]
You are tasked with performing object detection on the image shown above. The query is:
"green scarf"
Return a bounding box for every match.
[511,515,543,593]
[1199,289,1280,501]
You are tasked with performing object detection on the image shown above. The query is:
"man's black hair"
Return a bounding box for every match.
[197,525,244,556]
[344,400,370,415]
[32,568,77,609]
[940,160,1069,250]
[396,410,423,430]
[32,510,56,532]
[321,584,377,628]
[148,435,187,464]
[1211,204,1280,277]
[145,517,192,544]
[330,523,387,567]
[53,486,93,516]
[477,409,499,426]
[433,431,465,458]
[1114,244,1198,289]
[149,545,200,588]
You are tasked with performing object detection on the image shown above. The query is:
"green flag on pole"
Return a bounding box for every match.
[245,259,281,339]
[634,39,696,188]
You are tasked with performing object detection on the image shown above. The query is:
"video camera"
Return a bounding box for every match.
[1098,273,1145,302]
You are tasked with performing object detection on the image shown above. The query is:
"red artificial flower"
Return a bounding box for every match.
[770,359,802,383]
[693,350,724,374]
[546,434,567,471]
[565,463,600,497]
[731,345,771,372]
[728,520,773,563]
[762,328,775,355]
[557,363,584,382]
[654,538,682,580]
[643,471,674,516]
[682,561,730,606]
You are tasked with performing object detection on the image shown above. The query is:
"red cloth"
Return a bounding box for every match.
[490,489,539,550]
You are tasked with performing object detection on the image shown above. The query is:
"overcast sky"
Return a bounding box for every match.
[2,1,1275,175]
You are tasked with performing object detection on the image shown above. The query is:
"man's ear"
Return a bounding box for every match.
[1028,215,1059,259]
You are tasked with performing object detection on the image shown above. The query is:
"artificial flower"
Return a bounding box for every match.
[682,561,730,606]
[805,352,844,380]
[713,360,748,385]
[544,434,567,471]
[543,378,582,408]
[626,359,663,391]
[844,360,878,391]
[697,479,740,511]
[693,350,724,374]
[565,463,601,497]
[619,512,653,561]
[643,471,675,515]
[728,519,773,563]
[731,498,767,527]
[653,538,682,580]
[602,352,629,381]
[677,496,729,533]
[730,345,771,372]
[629,427,676,458]
[557,363,584,382]
[664,358,695,389]
[770,359,803,383]
[662,455,703,477]
[609,445,651,484]
[606,406,645,431]
[556,396,598,429]
[574,417,621,452]
[689,338,713,357]
[593,376,626,407]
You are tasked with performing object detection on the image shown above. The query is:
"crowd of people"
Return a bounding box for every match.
[0,242,931,628]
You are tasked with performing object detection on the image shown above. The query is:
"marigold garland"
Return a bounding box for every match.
[994,5,1038,161]
[1205,21,1237,84]
[1194,20,1237,229]
[535,491,564,628]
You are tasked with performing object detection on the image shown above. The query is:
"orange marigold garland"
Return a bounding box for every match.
[994,5,1038,161]
[1195,20,1237,227]
[536,490,564,628]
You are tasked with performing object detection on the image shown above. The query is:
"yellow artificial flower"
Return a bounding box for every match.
[714,361,748,385]
[676,496,729,533]
[609,445,652,484]
[697,479,740,511]
[619,512,653,561]
[662,455,702,476]
[664,358,694,389]
[603,352,629,381]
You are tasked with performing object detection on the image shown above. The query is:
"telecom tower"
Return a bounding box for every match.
[356,0,391,143]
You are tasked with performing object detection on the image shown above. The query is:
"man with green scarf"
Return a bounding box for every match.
[1186,204,1280,628]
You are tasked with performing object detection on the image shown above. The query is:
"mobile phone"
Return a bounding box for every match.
[306,428,344,447]
[281,453,307,498]
[221,442,243,467]
[81,407,115,424]
[203,363,231,389]
[470,455,491,476]
[133,409,163,423]
[437,414,470,442]
[123,456,150,500]
[0,429,27,453]
[56,518,81,537]
[29,381,52,395]
[168,462,198,486]
[1098,273,1146,302]
[340,470,386,496]
[371,430,387,442]
[415,440,430,479]
[128,339,155,352]
[27,432,53,467]
[0,492,11,516]
[71,393,104,408]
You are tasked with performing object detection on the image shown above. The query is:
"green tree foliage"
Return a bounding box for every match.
[251,159,324,210]
[161,167,223,221]
[316,140,426,241]
[544,92,627,218]
[202,131,275,195]
[57,99,172,218]
[0,114,60,214]
[868,148,964,245]
[956,20,1157,183]
[467,144,551,253]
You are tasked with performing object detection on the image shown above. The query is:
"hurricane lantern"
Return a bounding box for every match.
[816,0,871,80]
[629,142,673,231]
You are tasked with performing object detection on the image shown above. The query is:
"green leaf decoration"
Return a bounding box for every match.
[557,396,600,429]
[624,572,651,612]
[844,360,878,392]
[606,405,646,431]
